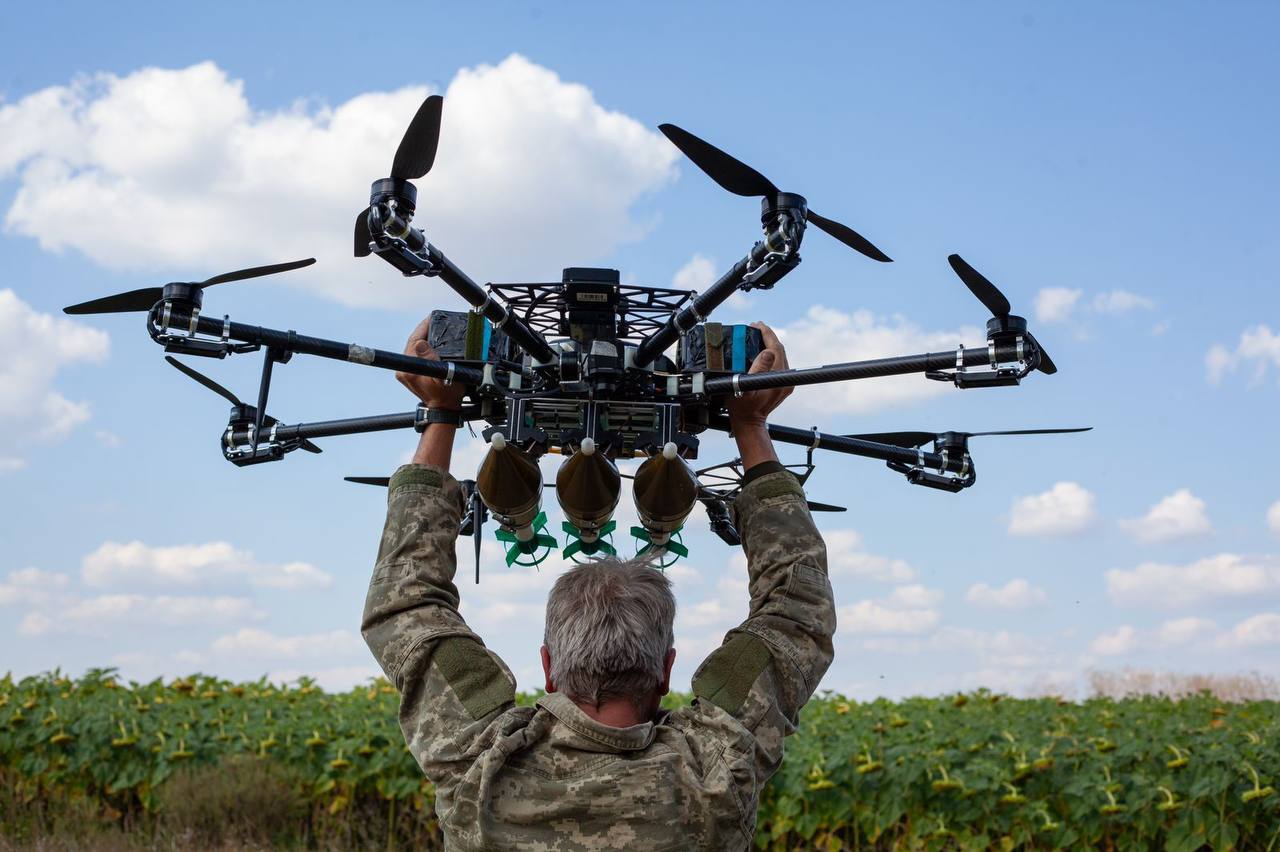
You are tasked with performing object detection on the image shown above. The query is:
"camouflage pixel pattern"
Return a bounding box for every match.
[362,464,835,851]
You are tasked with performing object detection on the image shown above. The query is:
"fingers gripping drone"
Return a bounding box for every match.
[63,95,1090,577]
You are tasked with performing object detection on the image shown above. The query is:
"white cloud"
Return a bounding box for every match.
[1034,287,1082,323]
[93,430,122,448]
[672,254,716,292]
[1008,481,1097,536]
[771,306,983,415]
[0,57,677,308]
[0,567,70,605]
[211,627,364,659]
[20,594,265,635]
[1090,625,1138,656]
[824,529,916,583]
[1205,326,1280,386]
[1089,617,1218,657]
[1267,500,1280,538]
[884,584,943,608]
[1106,553,1280,608]
[965,578,1047,609]
[838,585,943,635]
[672,253,750,312]
[1120,489,1212,544]
[0,290,109,463]
[1217,613,1280,648]
[1092,290,1154,315]
[82,540,331,590]
[1206,344,1233,385]
[1156,617,1217,646]
[859,627,1058,675]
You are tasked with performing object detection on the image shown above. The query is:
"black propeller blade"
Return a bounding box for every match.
[64,258,316,316]
[345,477,559,489]
[964,427,1092,438]
[355,95,445,258]
[166,356,242,405]
[63,287,168,316]
[199,258,317,287]
[806,500,847,513]
[392,95,444,181]
[946,253,1056,374]
[848,427,1092,447]
[469,485,484,584]
[658,123,891,262]
[844,431,937,448]
[165,356,321,453]
[354,208,374,258]
[947,254,1010,318]
[806,211,893,263]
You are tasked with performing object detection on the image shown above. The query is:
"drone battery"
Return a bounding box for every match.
[427,310,510,361]
[677,323,764,373]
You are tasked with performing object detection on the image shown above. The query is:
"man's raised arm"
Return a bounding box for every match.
[689,322,838,784]
[361,317,516,789]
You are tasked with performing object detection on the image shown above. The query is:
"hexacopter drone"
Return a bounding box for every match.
[65,95,1089,577]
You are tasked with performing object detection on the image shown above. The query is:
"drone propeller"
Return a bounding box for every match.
[659,123,891,263]
[344,476,390,486]
[846,427,1092,448]
[63,258,316,316]
[946,254,1057,374]
[355,95,445,258]
[164,356,321,453]
[344,476,560,490]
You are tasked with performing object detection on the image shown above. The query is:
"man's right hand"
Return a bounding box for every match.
[727,321,791,469]
[396,316,467,412]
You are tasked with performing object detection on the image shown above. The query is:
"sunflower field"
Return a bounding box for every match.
[2,670,1278,849]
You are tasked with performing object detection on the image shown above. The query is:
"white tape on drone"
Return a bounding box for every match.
[348,344,376,365]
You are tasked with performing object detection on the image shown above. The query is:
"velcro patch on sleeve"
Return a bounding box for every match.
[754,476,803,500]
[389,466,444,492]
[692,633,773,716]
[432,637,513,720]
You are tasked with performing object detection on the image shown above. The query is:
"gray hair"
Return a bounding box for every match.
[544,556,676,707]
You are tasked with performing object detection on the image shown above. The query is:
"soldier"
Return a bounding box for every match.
[363,316,836,851]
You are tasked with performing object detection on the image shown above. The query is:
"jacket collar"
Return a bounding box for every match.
[535,692,657,752]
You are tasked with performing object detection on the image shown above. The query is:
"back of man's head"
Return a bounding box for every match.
[544,557,675,709]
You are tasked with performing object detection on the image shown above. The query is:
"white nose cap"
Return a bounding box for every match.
[580,437,596,455]
[662,442,678,460]
[491,433,507,451]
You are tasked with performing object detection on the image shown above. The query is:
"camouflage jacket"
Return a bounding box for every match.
[362,462,835,851]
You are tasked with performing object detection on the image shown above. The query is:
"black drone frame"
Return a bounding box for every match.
[63,93,1090,566]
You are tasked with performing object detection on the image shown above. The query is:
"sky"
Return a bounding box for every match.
[2,1,1278,699]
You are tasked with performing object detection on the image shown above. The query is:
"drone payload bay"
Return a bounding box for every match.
[64,94,1089,577]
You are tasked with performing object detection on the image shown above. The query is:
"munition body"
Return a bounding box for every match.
[556,438,621,544]
[476,434,544,544]
[633,442,699,546]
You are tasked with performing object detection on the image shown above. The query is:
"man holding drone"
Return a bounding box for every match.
[361,315,835,850]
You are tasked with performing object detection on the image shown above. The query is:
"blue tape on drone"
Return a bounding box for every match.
[732,324,746,372]
[482,320,492,357]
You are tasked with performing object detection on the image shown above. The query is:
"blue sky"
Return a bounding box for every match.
[2,1,1278,698]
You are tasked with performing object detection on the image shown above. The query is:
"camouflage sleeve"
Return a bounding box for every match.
[689,468,836,786]
[361,464,516,787]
